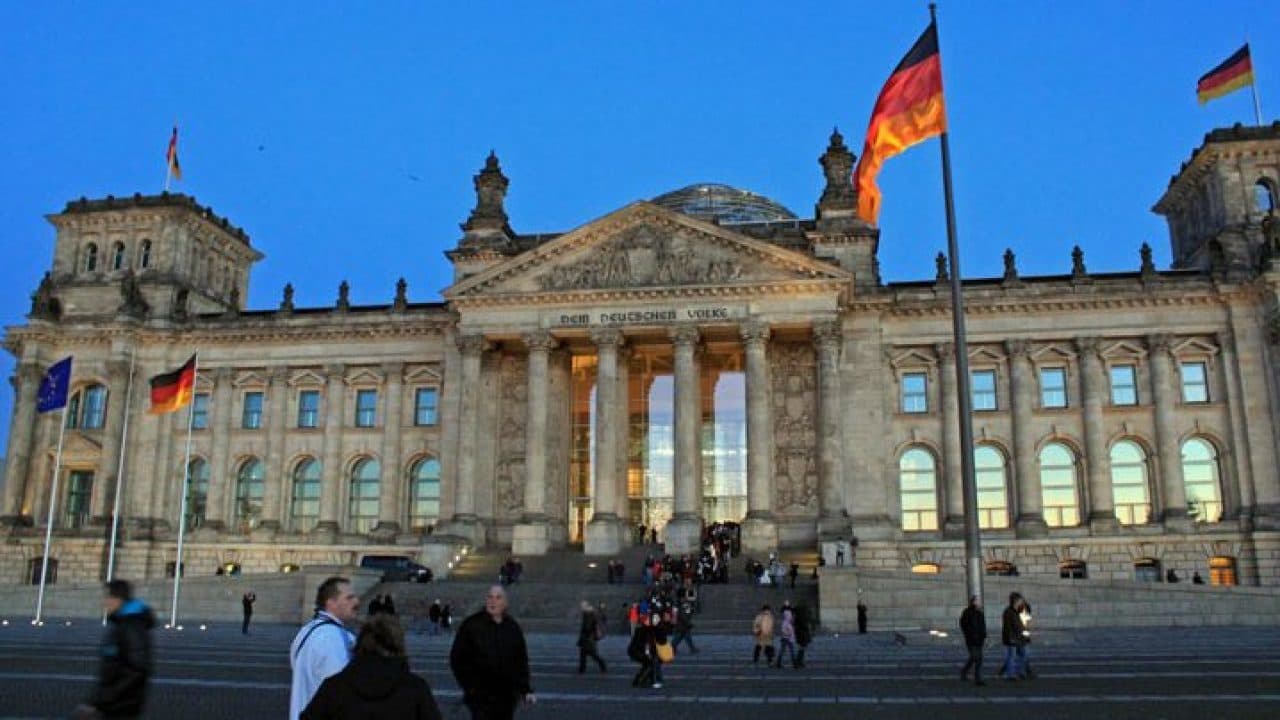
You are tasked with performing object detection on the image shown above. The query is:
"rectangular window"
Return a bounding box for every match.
[65,471,94,529]
[1181,362,1208,403]
[355,389,378,428]
[1039,367,1067,408]
[82,386,107,429]
[241,391,263,430]
[971,370,997,411]
[1110,365,1137,406]
[192,393,210,430]
[297,390,320,428]
[901,373,928,413]
[414,387,439,426]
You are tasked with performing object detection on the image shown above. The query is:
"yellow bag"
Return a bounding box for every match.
[655,640,674,663]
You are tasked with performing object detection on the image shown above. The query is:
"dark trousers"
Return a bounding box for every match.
[961,644,983,682]
[578,646,606,673]
[241,613,251,634]
[776,638,797,667]
[672,630,698,654]
[466,696,517,720]
[753,644,775,664]
[795,644,808,668]
[632,659,654,686]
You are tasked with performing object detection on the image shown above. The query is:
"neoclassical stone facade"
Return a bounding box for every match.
[5,125,1280,587]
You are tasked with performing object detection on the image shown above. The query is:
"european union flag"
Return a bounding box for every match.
[36,356,72,413]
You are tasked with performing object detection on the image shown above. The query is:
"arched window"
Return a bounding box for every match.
[1256,179,1277,214]
[234,458,265,530]
[67,385,108,430]
[1039,443,1080,527]
[84,243,98,272]
[974,445,1009,529]
[1110,440,1152,525]
[138,239,152,269]
[290,459,321,532]
[348,458,380,534]
[186,459,209,530]
[899,447,939,531]
[1181,438,1223,523]
[408,457,441,531]
[1059,559,1088,579]
[1134,557,1161,582]
[111,242,127,270]
[1208,556,1237,586]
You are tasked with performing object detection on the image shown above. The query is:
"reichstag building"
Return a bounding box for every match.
[3,125,1280,587]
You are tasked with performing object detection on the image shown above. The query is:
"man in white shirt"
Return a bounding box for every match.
[289,576,359,720]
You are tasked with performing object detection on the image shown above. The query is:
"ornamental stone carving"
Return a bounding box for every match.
[669,325,701,347]
[523,331,559,353]
[538,225,745,291]
[771,342,818,514]
[495,354,528,519]
[589,328,626,348]
[456,334,490,355]
[740,321,770,346]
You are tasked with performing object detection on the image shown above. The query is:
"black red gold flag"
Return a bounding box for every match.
[1197,44,1255,104]
[149,354,196,414]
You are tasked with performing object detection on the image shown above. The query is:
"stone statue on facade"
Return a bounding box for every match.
[460,150,515,246]
[393,277,408,312]
[118,270,149,319]
[336,280,350,312]
[1071,245,1088,281]
[280,283,295,314]
[224,286,241,319]
[935,252,949,283]
[29,272,61,321]
[1002,248,1020,285]
[172,288,190,323]
[817,127,857,215]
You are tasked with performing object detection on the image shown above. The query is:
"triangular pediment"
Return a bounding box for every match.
[446,202,850,301]
[1171,338,1218,356]
[345,367,385,386]
[1030,343,1075,363]
[889,348,936,369]
[404,365,442,384]
[288,369,326,388]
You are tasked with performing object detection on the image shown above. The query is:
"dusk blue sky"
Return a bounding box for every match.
[1,2,1276,453]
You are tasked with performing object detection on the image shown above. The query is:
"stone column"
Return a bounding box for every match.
[935,342,964,535]
[666,325,703,554]
[375,362,405,536]
[444,334,488,545]
[1,363,43,524]
[585,328,626,555]
[740,321,777,553]
[514,331,557,555]
[315,363,347,536]
[1217,329,1254,523]
[1007,340,1046,535]
[1149,334,1188,528]
[91,355,133,523]
[1077,337,1117,531]
[614,345,631,521]
[203,367,235,531]
[814,320,850,539]
[259,366,290,534]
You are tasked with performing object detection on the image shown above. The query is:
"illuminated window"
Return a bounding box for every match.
[408,457,441,530]
[911,562,941,575]
[899,447,939,531]
[975,445,1009,529]
[1039,443,1080,527]
[1039,367,1067,408]
[1110,365,1138,406]
[1209,556,1237,586]
[348,458,381,533]
[290,459,321,532]
[1180,362,1209,403]
[1134,558,1161,582]
[280,563,300,573]
[901,372,928,413]
[1110,440,1151,525]
[1059,559,1088,579]
[1182,438,1223,523]
[985,560,1017,576]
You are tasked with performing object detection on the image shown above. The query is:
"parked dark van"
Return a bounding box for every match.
[360,555,433,582]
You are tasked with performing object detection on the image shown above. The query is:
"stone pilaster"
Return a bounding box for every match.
[1008,340,1047,536]
[1,363,43,524]
[936,342,964,536]
[740,321,778,554]
[375,362,405,536]
[514,331,557,555]
[1148,334,1189,529]
[258,366,290,535]
[1217,329,1255,525]
[666,325,703,554]
[315,363,346,537]
[814,319,850,539]
[91,355,133,523]
[443,335,488,545]
[614,345,631,521]
[202,367,235,532]
[1077,337,1118,532]
[584,328,626,555]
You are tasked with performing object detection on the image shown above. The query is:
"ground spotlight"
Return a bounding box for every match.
[199,624,208,631]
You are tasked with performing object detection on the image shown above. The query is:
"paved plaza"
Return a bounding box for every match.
[0,620,1278,719]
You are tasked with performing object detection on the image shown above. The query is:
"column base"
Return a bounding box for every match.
[252,521,281,541]
[512,520,553,556]
[943,515,967,540]
[663,515,702,554]
[311,521,340,543]
[817,514,852,540]
[740,515,778,556]
[1252,504,1280,531]
[1015,515,1049,538]
[849,514,895,541]
[1162,510,1193,534]
[440,515,486,547]
[370,521,401,543]
[583,514,626,556]
[1088,512,1120,535]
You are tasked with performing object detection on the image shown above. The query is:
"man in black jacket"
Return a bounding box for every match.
[450,585,535,720]
[75,580,155,719]
[959,595,987,686]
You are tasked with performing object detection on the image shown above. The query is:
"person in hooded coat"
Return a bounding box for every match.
[74,580,155,720]
[301,614,442,720]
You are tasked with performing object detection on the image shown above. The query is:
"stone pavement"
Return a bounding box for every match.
[0,619,1278,719]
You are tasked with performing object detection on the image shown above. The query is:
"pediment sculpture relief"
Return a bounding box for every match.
[537,225,751,291]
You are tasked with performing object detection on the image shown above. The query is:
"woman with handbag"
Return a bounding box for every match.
[651,613,672,688]
[628,616,656,688]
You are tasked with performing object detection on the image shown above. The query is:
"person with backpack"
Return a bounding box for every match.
[290,577,359,720]
[72,580,155,720]
[576,601,607,674]
[793,604,813,668]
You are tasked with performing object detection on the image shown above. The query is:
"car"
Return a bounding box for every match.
[360,555,433,583]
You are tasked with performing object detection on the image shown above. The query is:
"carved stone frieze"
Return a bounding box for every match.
[494,353,529,520]
[770,342,818,514]
[538,224,748,291]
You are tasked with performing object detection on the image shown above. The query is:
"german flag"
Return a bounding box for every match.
[854,22,947,224]
[166,126,182,181]
[1197,44,1255,105]
[149,354,196,414]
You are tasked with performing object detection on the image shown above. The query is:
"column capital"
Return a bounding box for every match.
[17,362,44,385]
[212,366,235,383]
[456,333,490,356]
[589,327,626,348]
[669,325,701,347]
[740,320,770,347]
[380,361,405,380]
[1073,336,1101,357]
[813,319,843,349]
[105,357,132,378]
[1146,333,1174,357]
[1003,339,1031,361]
[324,362,347,379]
[1215,329,1234,350]
[933,342,955,362]
[523,330,559,353]
[270,365,291,384]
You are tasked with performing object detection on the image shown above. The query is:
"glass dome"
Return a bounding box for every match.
[650,183,797,224]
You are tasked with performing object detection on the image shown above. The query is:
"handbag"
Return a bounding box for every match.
[655,640,674,663]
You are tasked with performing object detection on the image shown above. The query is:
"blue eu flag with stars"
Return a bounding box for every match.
[36,356,72,413]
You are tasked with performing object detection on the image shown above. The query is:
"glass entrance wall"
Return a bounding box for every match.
[568,355,597,543]
[628,351,674,533]
[702,350,747,524]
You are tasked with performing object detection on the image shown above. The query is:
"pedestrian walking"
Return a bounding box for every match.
[241,591,256,635]
[752,604,775,665]
[290,577,359,720]
[628,615,656,688]
[301,614,443,720]
[1193,571,1205,584]
[788,563,799,589]
[857,600,868,634]
[650,613,672,688]
[776,602,797,668]
[577,601,607,674]
[72,580,155,720]
[671,601,699,655]
[428,599,442,636]
[449,585,535,720]
[383,594,397,616]
[440,602,453,633]
[959,596,987,686]
[793,604,813,668]
[835,538,846,567]
[1000,592,1028,681]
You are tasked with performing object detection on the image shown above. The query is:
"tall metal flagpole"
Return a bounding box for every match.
[104,351,137,586]
[930,3,984,605]
[35,403,70,624]
[168,353,198,628]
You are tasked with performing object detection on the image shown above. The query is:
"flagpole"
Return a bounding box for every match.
[168,352,198,629]
[104,351,136,588]
[34,403,70,624]
[1250,73,1264,126]
[930,3,984,606]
